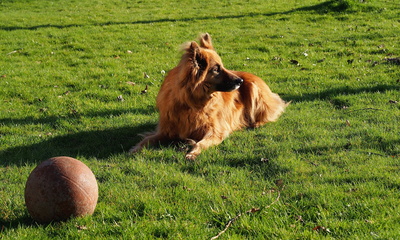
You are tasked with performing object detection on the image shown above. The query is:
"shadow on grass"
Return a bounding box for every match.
[0,1,365,31]
[0,215,37,230]
[0,123,155,167]
[284,84,400,103]
[0,107,154,127]
[0,106,157,166]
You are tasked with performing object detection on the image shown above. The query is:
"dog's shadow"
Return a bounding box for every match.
[0,123,155,167]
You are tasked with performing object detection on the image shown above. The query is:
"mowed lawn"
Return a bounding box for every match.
[0,0,399,239]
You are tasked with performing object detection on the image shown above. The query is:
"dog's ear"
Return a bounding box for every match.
[189,41,200,52]
[189,41,207,70]
[199,33,214,50]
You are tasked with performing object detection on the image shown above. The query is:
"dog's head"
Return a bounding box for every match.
[181,33,243,93]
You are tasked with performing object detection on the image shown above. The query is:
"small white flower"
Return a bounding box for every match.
[117,95,124,101]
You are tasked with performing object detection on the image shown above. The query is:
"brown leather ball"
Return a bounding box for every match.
[25,156,98,223]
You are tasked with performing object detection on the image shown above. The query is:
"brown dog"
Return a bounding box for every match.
[130,33,287,160]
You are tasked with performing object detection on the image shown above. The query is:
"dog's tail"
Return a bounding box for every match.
[263,92,289,122]
[235,71,288,127]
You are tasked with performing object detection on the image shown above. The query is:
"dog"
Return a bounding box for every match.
[130,33,287,160]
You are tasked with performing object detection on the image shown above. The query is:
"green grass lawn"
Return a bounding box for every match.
[1,0,399,239]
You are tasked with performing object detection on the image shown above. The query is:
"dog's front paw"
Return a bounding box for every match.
[184,139,200,160]
[185,152,198,161]
[128,145,141,154]
[185,144,201,160]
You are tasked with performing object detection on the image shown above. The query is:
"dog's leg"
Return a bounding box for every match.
[185,135,224,160]
[129,133,166,154]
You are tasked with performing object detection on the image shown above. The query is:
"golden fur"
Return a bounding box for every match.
[130,33,287,160]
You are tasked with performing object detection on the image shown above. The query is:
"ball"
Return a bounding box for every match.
[25,156,98,223]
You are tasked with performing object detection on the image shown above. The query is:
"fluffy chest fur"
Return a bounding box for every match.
[157,89,244,141]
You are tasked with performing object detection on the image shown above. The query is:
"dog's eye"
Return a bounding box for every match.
[212,65,220,74]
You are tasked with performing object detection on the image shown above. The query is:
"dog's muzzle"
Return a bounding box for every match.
[215,76,244,92]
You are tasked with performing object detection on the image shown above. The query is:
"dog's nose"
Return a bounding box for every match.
[235,78,244,85]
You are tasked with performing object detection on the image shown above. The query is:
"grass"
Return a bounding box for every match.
[1,0,399,238]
